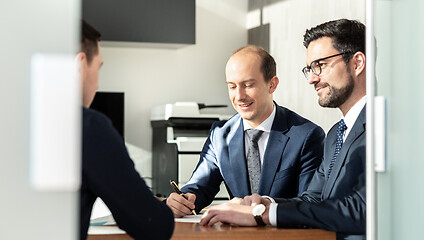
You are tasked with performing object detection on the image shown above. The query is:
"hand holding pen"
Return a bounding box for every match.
[166,180,197,217]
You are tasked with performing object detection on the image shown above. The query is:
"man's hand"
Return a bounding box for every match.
[240,193,272,206]
[200,202,270,226]
[166,192,196,218]
[228,197,243,204]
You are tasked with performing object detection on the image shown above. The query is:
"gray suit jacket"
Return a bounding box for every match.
[275,106,366,240]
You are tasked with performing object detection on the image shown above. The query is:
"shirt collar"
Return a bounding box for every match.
[243,103,276,133]
[342,96,367,131]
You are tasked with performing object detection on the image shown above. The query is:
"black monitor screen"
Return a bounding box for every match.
[90,92,124,138]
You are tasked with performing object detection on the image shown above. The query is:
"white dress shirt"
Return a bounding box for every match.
[267,96,367,226]
[342,96,367,142]
[242,103,276,166]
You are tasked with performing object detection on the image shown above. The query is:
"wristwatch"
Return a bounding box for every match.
[252,204,267,226]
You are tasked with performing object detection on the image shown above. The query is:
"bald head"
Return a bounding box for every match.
[225,45,279,128]
[229,45,276,83]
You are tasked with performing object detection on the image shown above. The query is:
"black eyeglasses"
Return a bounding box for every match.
[301,52,352,79]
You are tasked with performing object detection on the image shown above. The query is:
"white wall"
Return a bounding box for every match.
[98,0,247,181]
[251,0,366,132]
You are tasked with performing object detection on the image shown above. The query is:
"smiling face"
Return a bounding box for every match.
[306,37,355,110]
[226,52,278,128]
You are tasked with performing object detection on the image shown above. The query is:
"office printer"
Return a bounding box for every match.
[151,102,231,198]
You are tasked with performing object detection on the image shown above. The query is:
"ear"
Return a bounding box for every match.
[75,52,87,81]
[75,52,87,64]
[268,76,279,94]
[351,52,366,77]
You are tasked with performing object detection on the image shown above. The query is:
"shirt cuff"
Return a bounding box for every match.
[261,196,276,226]
[262,195,276,203]
[268,203,278,226]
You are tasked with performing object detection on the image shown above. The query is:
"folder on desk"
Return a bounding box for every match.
[90,199,116,226]
[90,214,116,226]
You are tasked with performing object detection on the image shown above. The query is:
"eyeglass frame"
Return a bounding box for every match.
[301,51,353,79]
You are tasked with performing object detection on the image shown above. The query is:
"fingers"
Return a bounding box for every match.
[166,192,196,218]
[206,214,231,226]
[241,194,269,206]
[200,203,256,226]
[261,197,272,206]
[229,197,242,204]
[240,195,253,206]
[185,193,197,215]
[206,215,220,226]
[199,207,213,226]
[249,194,263,206]
[185,192,196,204]
[200,204,229,226]
[241,193,262,206]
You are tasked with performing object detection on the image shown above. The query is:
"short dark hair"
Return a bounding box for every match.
[81,20,101,64]
[232,45,276,82]
[303,19,365,62]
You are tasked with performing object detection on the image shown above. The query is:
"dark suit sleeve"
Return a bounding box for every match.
[275,174,365,234]
[286,159,326,204]
[274,146,366,234]
[82,111,174,240]
[180,124,223,212]
[296,125,325,195]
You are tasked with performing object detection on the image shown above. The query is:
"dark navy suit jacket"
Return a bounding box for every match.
[80,108,174,240]
[274,106,366,240]
[181,103,325,212]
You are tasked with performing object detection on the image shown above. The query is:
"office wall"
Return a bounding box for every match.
[97,0,247,182]
[249,0,366,132]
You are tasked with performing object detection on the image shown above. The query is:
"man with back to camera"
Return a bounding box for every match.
[166,45,326,217]
[200,19,367,240]
[78,20,174,240]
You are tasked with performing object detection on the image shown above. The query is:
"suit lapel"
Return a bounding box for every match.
[228,118,251,195]
[259,105,289,195]
[323,107,366,199]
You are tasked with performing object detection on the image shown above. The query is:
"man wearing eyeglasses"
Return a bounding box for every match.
[200,19,367,240]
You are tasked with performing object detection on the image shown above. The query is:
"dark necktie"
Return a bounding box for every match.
[328,119,347,178]
[245,129,264,194]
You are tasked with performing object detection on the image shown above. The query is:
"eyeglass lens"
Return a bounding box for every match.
[302,52,348,79]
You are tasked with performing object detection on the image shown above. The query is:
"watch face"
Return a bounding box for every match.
[252,204,266,216]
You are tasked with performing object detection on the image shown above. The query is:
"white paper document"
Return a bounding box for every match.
[90,214,116,226]
[174,214,203,223]
[90,212,202,226]
[90,199,116,226]
[88,225,125,235]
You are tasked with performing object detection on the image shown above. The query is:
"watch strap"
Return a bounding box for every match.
[254,215,266,226]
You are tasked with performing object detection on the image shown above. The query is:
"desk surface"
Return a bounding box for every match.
[88,222,335,240]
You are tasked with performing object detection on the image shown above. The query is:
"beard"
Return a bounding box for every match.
[318,74,355,108]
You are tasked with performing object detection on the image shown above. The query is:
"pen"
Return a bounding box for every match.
[170,180,197,215]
